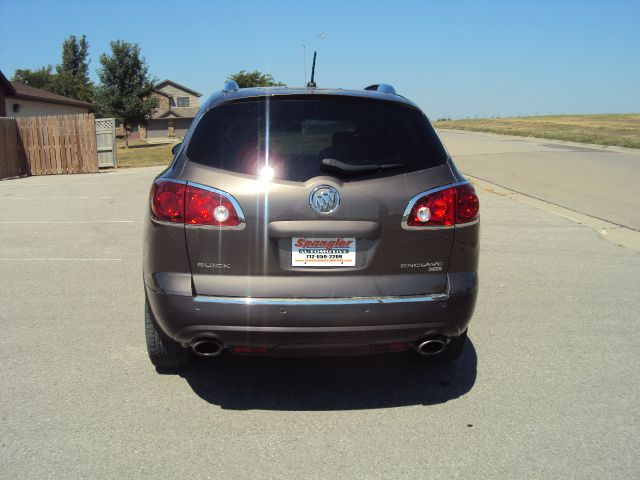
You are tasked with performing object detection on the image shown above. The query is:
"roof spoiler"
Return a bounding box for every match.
[364,84,397,95]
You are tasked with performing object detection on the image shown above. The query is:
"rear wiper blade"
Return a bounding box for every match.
[320,158,404,174]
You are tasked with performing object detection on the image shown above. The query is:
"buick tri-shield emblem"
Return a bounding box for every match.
[309,185,340,215]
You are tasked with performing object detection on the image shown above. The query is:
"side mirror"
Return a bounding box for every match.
[171,143,182,155]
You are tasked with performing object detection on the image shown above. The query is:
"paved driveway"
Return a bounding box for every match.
[1,167,638,478]
[439,129,640,231]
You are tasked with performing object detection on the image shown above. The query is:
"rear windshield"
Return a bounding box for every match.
[186,97,448,182]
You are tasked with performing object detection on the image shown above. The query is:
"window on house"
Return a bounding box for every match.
[177,97,189,107]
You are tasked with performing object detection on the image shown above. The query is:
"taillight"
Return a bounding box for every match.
[150,179,242,227]
[151,181,185,223]
[407,187,455,227]
[455,183,480,223]
[405,182,479,228]
[185,185,240,226]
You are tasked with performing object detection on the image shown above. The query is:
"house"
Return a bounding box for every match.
[140,79,202,139]
[0,70,16,116]
[0,70,94,117]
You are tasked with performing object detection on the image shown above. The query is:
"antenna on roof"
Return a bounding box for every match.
[307,51,317,88]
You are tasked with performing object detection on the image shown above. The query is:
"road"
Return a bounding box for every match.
[1,156,639,478]
[439,130,640,231]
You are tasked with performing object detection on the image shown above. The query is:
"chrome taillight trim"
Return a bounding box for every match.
[454,218,480,228]
[401,180,477,231]
[156,177,187,185]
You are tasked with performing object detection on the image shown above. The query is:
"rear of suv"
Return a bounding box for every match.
[143,81,479,369]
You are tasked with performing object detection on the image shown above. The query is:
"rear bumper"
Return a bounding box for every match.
[145,272,477,355]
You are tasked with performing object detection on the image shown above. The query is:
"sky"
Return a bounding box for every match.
[1,0,638,119]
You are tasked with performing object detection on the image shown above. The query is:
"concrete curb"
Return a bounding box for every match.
[437,128,640,156]
[467,175,640,253]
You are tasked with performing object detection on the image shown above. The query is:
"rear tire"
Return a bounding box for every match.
[417,329,467,364]
[145,299,191,369]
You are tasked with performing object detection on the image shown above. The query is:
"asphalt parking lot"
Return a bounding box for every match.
[1,165,639,479]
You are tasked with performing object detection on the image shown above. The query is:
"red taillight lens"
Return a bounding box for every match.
[372,342,409,352]
[232,346,269,354]
[406,183,479,227]
[185,185,240,226]
[151,181,185,223]
[151,180,242,227]
[455,183,479,224]
[407,187,455,227]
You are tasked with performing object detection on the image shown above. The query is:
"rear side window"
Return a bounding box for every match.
[186,97,448,182]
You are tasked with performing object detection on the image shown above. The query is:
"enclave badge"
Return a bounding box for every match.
[309,185,340,215]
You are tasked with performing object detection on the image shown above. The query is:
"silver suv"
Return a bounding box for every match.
[143,81,479,369]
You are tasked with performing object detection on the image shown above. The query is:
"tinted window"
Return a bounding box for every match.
[186,97,448,182]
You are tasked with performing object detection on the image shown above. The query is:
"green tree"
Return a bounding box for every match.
[12,65,57,90]
[55,35,93,102]
[95,40,158,148]
[12,35,94,103]
[228,70,286,88]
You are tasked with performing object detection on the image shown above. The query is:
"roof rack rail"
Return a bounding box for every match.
[223,80,239,93]
[364,84,397,95]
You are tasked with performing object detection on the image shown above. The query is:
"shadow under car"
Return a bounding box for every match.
[171,340,477,411]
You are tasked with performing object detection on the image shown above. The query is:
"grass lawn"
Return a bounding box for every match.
[115,139,175,168]
[433,114,640,149]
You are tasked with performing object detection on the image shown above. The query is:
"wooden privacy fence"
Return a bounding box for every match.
[0,113,99,179]
[0,118,24,179]
[16,113,98,175]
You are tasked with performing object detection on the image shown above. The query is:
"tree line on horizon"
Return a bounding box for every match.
[11,35,285,147]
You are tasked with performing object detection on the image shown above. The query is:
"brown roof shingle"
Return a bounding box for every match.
[0,70,16,96]
[151,107,199,119]
[10,82,94,109]
[154,79,202,97]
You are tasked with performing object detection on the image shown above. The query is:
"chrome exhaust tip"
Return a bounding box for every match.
[192,339,224,357]
[415,337,447,356]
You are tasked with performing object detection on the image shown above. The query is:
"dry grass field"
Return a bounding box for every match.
[433,114,640,149]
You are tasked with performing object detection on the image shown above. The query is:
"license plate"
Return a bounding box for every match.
[291,237,356,267]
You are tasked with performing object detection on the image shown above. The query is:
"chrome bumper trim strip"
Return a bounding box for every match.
[193,293,449,306]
